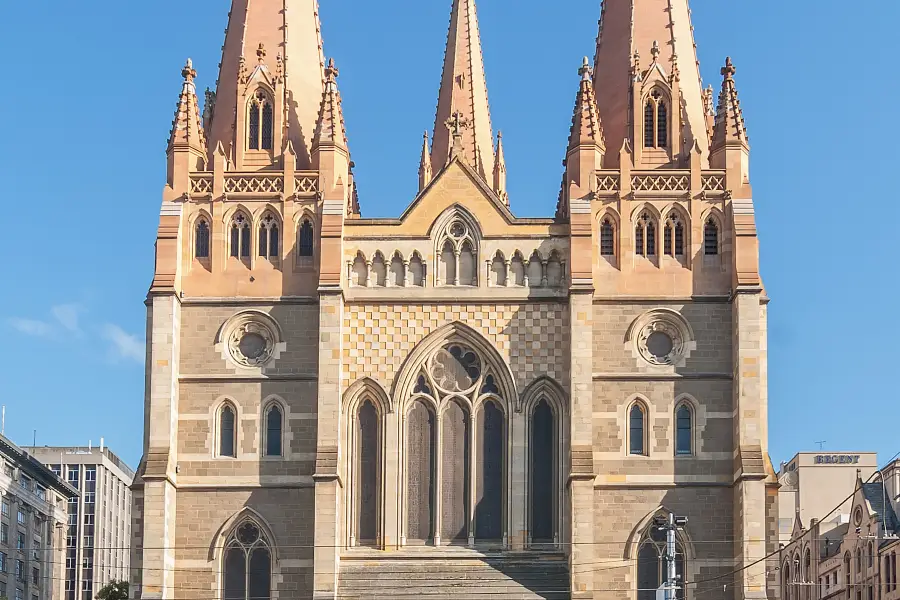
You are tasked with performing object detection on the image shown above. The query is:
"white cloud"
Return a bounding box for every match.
[102,324,144,364]
[51,304,81,333]
[9,318,54,337]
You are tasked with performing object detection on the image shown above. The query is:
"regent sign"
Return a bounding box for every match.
[815,455,860,465]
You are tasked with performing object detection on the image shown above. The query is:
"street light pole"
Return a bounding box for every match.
[656,513,688,600]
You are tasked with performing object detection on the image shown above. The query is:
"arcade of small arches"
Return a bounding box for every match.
[780,544,899,600]
[191,209,316,266]
[597,207,722,265]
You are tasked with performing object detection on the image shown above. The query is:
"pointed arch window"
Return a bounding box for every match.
[248,90,274,151]
[636,519,685,600]
[230,213,251,259]
[258,213,280,260]
[264,404,283,457]
[635,212,657,257]
[529,399,556,544]
[223,520,271,600]
[644,90,669,149]
[600,217,616,257]
[195,218,210,259]
[298,219,314,258]
[219,404,237,458]
[629,403,646,456]
[354,399,381,546]
[844,552,852,599]
[675,404,693,456]
[704,218,720,256]
[664,213,685,257]
[437,219,477,286]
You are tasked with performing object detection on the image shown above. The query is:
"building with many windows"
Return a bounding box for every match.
[0,434,74,600]
[132,0,779,598]
[777,452,879,545]
[26,446,134,600]
[780,458,900,600]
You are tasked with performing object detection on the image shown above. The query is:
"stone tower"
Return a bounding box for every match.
[131,0,778,598]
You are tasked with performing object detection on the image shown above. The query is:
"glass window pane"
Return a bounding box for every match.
[220,406,236,458]
[249,105,260,150]
[240,225,251,258]
[266,407,282,457]
[261,103,274,150]
[248,547,271,600]
[676,406,692,455]
[222,545,245,600]
[630,405,644,455]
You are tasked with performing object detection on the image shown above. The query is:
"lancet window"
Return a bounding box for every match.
[529,398,557,544]
[644,89,668,149]
[263,404,282,457]
[230,213,252,259]
[298,219,314,258]
[403,342,506,546]
[352,399,381,546]
[219,403,237,458]
[635,212,657,258]
[704,219,720,256]
[636,518,685,600]
[248,90,274,151]
[629,402,647,456]
[675,404,693,456]
[437,220,477,286]
[222,520,271,600]
[600,217,616,257]
[664,213,685,257]
[195,218,210,259]
[258,213,280,260]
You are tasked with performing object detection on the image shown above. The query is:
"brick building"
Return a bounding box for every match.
[132,0,779,598]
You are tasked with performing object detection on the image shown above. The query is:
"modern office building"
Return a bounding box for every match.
[777,452,879,544]
[26,445,134,600]
[0,434,74,600]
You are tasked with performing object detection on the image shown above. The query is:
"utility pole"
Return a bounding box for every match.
[655,513,688,600]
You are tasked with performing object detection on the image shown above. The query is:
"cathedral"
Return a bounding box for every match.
[132,0,779,598]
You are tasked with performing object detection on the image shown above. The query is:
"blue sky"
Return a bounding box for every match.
[0,0,897,470]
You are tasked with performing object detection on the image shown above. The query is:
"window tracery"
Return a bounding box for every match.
[600,217,616,257]
[636,516,685,600]
[258,212,280,261]
[644,89,668,149]
[230,212,251,259]
[222,519,271,600]
[635,212,657,257]
[437,219,477,286]
[248,90,274,151]
[195,218,210,259]
[664,212,685,257]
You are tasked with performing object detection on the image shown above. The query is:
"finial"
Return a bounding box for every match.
[721,56,736,80]
[497,130,503,140]
[445,110,470,137]
[579,56,592,81]
[650,40,661,61]
[181,59,196,82]
[257,43,267,63]
[325,57,339,82]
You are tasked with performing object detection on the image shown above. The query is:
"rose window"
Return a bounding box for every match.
[430,345,481,393]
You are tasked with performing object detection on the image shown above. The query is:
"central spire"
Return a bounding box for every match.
[431,0,495,179]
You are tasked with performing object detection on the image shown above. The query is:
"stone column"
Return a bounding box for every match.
[135,294,181,600]
[383,410,400,549]
[509,409,527,551]
[569,291,595,599]
[313,291,344,600]
[733,291,769,600]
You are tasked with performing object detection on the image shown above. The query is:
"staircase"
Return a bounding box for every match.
[337,550,571,600]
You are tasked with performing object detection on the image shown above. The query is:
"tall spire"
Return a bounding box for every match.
[431,0,495,179]
[419,131,433,191]
[313,59,348,150]
[711,57,748,151]
[208,0,326,168]
[593,0,709,165]
[567,58,605,153]
[167,59,207,157]
[493,132,507,205]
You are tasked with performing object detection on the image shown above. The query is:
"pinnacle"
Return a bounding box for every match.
[168,58,207,155]
[567,58,604,152]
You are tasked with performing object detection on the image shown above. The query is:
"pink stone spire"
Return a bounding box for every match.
[593,0,709,164]
[313,59,348,150]
[168,59,207,156]
[711,57,749,150]
[430,0,495,179]
[207,0,326,167]
[567,57,605,152]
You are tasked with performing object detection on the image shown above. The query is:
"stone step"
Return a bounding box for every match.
[337,555,570,600]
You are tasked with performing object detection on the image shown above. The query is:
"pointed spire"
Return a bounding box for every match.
[419,131,433,191]
[167,59,207,156]
[711,57,749,151]
[313,58,348,150]
[567,58,605,152]
[593,0,709,164]
[208,0,326,167]
[431,0,495,178]
[493,132,508,205]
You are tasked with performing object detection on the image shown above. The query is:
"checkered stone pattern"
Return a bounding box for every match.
[343,303,570,393]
